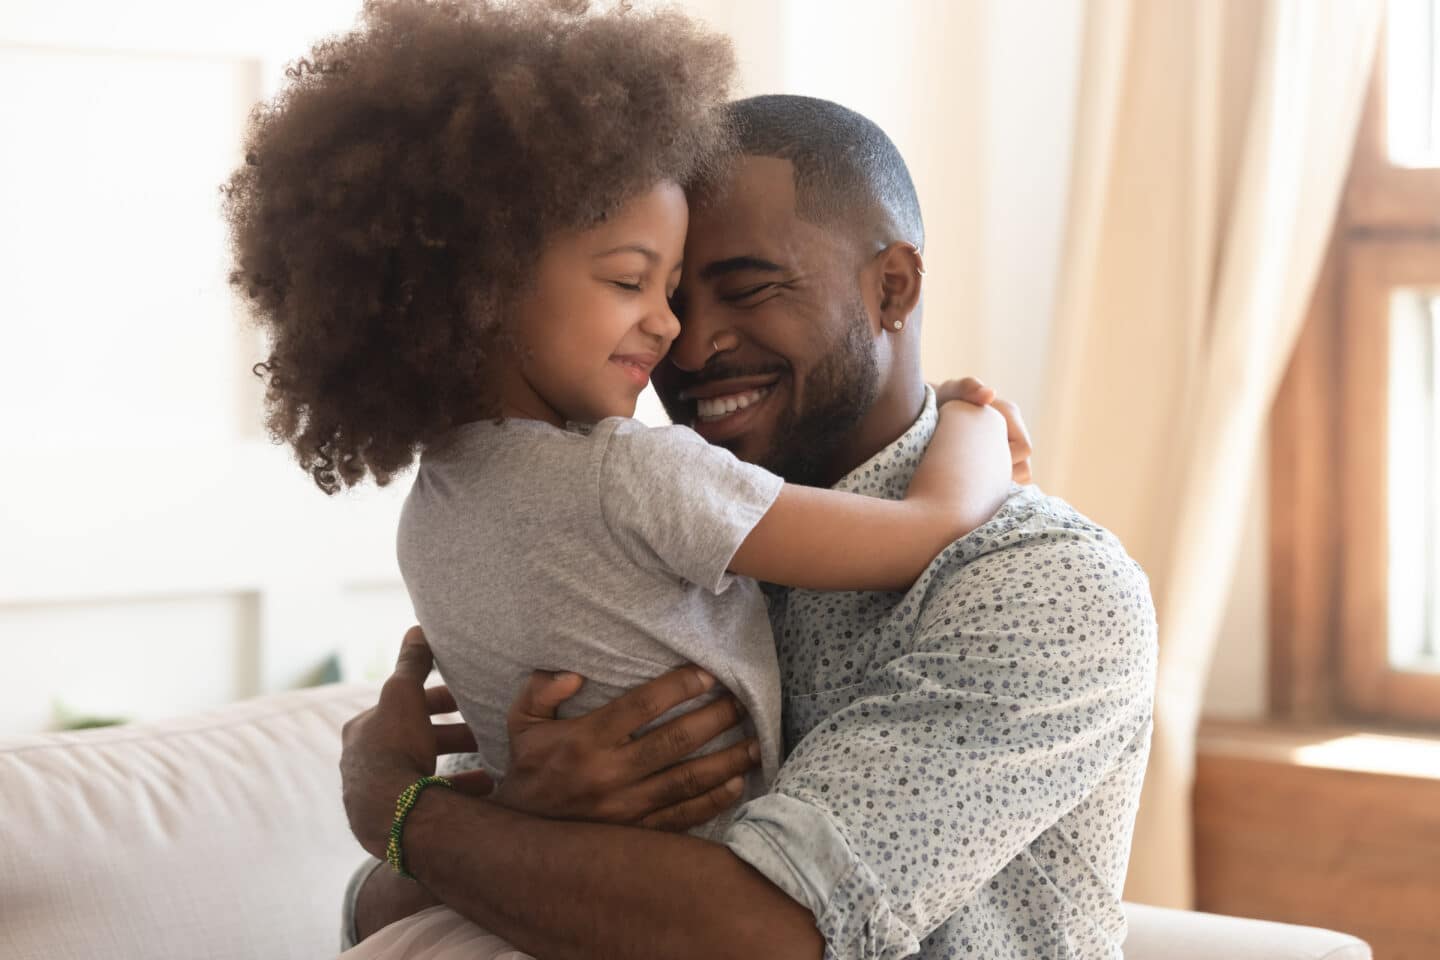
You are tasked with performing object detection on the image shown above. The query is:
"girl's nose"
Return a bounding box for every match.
[643,298,682,345]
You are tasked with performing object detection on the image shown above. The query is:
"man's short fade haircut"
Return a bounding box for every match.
[726,94,924,254]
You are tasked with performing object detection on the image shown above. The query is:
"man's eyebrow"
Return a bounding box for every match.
[698,256,787,281]
[593,244,660,261]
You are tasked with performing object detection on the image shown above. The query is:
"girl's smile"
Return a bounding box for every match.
[610,351,664,389]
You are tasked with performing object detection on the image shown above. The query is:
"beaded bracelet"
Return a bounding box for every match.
[385,775,453,879]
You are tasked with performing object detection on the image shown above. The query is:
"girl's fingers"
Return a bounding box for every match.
[992,398,1032,451]
[934,377,995,407]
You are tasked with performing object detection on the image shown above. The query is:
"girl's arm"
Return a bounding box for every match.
[729,399,1011,592]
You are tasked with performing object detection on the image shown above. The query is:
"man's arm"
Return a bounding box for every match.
[341,630,823,960]
[402,790,823,960]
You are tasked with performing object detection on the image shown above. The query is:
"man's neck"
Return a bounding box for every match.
[817,374,927,488]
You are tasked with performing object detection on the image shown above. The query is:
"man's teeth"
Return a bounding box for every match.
[696,387,771,421]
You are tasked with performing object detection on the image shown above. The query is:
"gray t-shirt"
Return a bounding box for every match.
[398,416,785,839]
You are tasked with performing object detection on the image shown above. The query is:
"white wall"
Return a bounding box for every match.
[0,0,415,734]
[0,0,1265,733]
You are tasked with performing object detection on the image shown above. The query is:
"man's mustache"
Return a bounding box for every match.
[662,360,789,394]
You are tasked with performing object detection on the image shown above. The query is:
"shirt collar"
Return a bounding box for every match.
[831,386,938,501]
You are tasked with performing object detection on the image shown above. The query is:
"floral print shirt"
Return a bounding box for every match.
[724,389,1157,959]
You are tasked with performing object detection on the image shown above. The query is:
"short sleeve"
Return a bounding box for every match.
[597,419,784,594]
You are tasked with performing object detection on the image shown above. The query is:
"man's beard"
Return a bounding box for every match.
[758,296,879,487]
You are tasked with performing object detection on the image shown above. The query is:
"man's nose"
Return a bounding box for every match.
[666,302,725,373]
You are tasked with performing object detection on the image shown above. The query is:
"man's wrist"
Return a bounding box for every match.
[387,776,456,877]
[352,770,414,858]
[399,786,510,885]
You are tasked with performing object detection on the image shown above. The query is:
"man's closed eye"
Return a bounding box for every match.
[720,282,781,305]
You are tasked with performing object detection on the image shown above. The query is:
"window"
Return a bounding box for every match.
[1272,0,1440,727]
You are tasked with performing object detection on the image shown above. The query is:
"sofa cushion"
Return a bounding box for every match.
[0,684,379,960]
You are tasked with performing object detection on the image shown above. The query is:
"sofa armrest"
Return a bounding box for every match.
[1123,902,1371,960]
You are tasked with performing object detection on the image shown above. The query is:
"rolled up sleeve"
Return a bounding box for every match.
[726,793,918,959]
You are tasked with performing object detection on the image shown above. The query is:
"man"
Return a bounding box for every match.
[340,95,1157,959]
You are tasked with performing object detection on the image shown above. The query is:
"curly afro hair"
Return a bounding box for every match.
[222,0,735,493]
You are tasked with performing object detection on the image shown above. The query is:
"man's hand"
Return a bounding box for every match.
[493,666,760,832]
[344,633,824,960]
[932,377,1034,483]
[339,626,494,860]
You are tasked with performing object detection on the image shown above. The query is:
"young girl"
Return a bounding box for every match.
[222,1,1012,956]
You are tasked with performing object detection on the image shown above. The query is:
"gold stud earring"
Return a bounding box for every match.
[891,319,905,332]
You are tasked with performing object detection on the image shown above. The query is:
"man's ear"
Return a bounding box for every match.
[869,242,924,333]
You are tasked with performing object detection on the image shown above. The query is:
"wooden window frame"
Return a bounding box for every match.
[1346,31,1440,232]
[1270,26,1440,728]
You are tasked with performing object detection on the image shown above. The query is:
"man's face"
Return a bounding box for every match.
[654,156,879,485]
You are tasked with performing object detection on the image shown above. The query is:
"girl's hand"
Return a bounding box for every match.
[932,377,1033,484]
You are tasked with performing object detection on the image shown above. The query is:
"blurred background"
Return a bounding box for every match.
[0,0,1083,730]
[0,0,1435,954]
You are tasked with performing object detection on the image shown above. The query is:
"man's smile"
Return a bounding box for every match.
[672,371,784,442]
[695,385,773,421]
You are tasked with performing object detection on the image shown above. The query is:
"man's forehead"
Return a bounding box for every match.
[688,156,832,269]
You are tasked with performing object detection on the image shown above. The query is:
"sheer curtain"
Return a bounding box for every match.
[1039,0,1381,907]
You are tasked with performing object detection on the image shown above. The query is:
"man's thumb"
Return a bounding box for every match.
[507,670,585,734]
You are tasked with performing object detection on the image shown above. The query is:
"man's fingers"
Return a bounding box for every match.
[391,626,434,685]
[506,670,586,737]
[433,720,479,756]
[591,666,717,745]
[635,737,759,811]
[637,776,746,833]
[447,769,496,797]
[424,684,458,715]
[620,694,744,776]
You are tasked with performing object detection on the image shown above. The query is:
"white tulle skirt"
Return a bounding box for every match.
[338,905,535,960]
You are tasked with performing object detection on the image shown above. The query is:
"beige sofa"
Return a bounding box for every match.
[0,684,1372,960]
